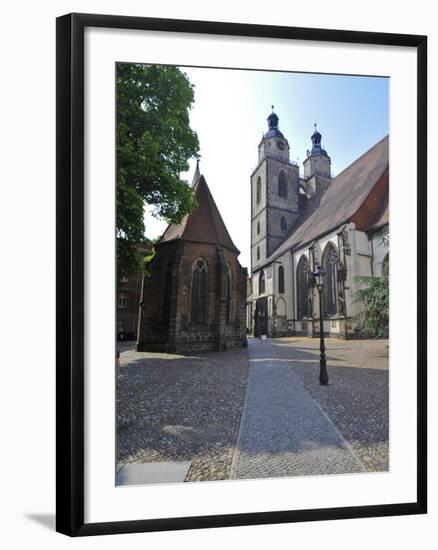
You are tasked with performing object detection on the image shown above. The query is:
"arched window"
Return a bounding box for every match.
[257,220,260,235]
[256,176,261,204]
[191,259,207,324]
[296,255,309,319]
[278,265,285,294]
[280,216,287,231]
[278,171,287,197]
[257,246,260,260]
[259,270,265,295]
[161,261,172,323]
[322,243,338,317]
[225,265,231,324]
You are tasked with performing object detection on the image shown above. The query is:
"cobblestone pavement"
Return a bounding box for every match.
[117,346,249,482]
[272,337,389,472]
[117,336,388,482]
[231,338,366,479]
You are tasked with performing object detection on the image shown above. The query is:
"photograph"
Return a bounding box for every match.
[115,63,390,486]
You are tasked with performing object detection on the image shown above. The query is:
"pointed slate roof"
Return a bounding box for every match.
[259,135,389,268]
[158,175,240,254]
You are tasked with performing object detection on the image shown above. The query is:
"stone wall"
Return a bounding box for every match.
[138,240,247,353]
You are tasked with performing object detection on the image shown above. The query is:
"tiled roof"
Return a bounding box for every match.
[158,175,240,254]
[259,135,389,267]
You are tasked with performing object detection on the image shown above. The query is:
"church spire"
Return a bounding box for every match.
[191,158,201,187]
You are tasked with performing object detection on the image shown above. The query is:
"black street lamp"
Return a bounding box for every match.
[313,265,329,385]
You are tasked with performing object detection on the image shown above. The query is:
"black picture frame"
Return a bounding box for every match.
[56,12,427,537]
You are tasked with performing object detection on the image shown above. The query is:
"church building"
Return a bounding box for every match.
[137,166,248,353]
[248,109,389,339]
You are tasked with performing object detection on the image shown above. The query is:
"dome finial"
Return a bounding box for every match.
[267,108,279,130]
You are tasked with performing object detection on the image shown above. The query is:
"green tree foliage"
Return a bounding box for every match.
[117,63,200,276]
[354,259,389,338]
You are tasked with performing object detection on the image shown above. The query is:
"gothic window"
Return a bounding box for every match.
[278,171,287,198]
[225,265,231,324]
[278,265,285,294]
[257,221,260,235]
[161,261,172,323]
[118,294,127,308]
[322,243,338,317]
[256,176,261,204]
[280,216,287,231]
[296,255,309,319]
[257,246,260,260]
[191,259,208,324]
[259,270,265,295]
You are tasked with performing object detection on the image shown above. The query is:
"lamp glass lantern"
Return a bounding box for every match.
[313,265,326,290]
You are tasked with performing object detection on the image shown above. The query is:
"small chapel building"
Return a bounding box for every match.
[137,167,247,353]
[248,109,389,339]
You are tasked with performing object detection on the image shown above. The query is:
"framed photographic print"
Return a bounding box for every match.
[56,13,427,536]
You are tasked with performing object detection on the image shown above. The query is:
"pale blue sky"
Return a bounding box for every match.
[144,66,389,270]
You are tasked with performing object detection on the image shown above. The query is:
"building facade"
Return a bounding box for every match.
[248,110,389,339]
[117,272,143,341]
[137,170,247,353]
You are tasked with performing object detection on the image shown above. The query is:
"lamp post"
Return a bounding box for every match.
[313,265,329,385]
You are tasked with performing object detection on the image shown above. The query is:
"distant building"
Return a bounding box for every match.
[248,109,389,338]
[117,272,143,341]
[137,167,247,352]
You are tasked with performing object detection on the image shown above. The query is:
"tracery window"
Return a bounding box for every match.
[296,255,309,319]
[191,259,207,324]
[256,176,261,204]
[322,243,338,317]
[278,171,287,198]
[278,265,285,294]
[259,269,265,295]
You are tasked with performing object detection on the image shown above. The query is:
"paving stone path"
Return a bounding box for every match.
[231,338,366,479]
[117,346,249,482]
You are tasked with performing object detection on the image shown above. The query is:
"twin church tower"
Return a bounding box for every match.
[251,108,331,272]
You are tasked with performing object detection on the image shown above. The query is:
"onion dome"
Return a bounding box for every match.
[264,106,284,139]
[310,123,328,156]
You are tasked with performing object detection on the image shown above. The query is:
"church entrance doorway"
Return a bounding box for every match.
[254,297,268,337]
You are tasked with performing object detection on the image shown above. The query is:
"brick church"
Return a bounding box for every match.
[137,165,247,353]
[248,109,389,339]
